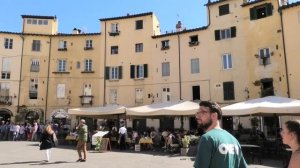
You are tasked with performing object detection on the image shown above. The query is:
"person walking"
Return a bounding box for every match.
[118,122,127,150]
[39,123,55,162]
[281,120,300,168]
[76,119,88,162]
[194,101,247,168]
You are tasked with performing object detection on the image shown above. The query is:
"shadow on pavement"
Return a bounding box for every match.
[30,161,73,165]
[0,161,41,165]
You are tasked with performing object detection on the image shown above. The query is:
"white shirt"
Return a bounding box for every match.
[119,126,127,135]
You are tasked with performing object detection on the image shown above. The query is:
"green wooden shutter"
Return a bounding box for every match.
[250,7,257,20]
[231,26,236,38]
[118,66,122,79]
[266,3,273,17]
[130,65,135,79]
[144,64,148,78]
[215,30,220,41]
[105,67,110,80]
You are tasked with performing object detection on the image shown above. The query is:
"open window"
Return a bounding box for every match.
[250,3,273,20]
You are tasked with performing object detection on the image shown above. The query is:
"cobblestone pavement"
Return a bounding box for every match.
[0,141,282,168]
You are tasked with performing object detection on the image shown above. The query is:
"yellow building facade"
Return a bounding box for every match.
[0,0,299,131]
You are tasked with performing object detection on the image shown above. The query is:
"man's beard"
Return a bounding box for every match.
[198,118,213,131]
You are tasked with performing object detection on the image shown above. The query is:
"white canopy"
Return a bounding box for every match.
[68,104,126,116]
[126,100,199,116]
[222,96,300,116]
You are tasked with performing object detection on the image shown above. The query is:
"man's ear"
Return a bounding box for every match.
[211,112,218,120]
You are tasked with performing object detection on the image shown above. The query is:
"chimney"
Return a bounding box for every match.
[176,21,182,32]
[72,28,79,34]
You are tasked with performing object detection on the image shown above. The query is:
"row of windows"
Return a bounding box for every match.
[24,80,235,102]
[218,2,273,21]
[2,38,93,51]
[1,47,271,80]
[109,20,143,35]
[26,18,48,25]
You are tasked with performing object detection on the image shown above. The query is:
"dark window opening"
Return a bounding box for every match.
[192,85,200,101]
[223,81,235,100]
[261,78,274,97]
[219,4,230,16]
[136,20,143,30]
[250,3,273,20]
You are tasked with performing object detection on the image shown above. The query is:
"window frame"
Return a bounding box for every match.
[58,59,66,72]
[223,81,235,100]
[259,48,271,66]
[219,4,230,16]
[111,46,119,54]
[162,62,170,77]
[222,53,232,70]
[4,38,13,49]
[32,40,41,51]
[191,58,200,74]
[135,43,143,52]
[135,20,143,30]
[84,59,93,71]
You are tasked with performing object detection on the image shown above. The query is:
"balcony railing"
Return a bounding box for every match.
[30,65,40,72]
[84,47,93,50]
[108,31,120,36]
[58,48,67,51]
[0,96,12,105]
[79,95,94,106]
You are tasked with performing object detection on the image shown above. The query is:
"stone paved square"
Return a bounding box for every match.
[0,141,283,168]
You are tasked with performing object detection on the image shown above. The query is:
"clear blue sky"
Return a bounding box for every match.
[0,0,208,34]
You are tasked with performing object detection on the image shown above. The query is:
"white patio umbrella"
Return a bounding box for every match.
[126,100,199,116]
[222,96,300,116]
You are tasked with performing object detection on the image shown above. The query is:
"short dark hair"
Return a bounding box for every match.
[199,101,222,120]
[285,120,300,145]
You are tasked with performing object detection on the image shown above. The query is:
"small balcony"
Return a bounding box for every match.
[0,96,12,105]
[30,65,40,72]
[189,41,199,46]
[108,31,120,36]
[79,95,94,106]
[84,47,93,50]
[161,46,170,50]
[58,48,68,51]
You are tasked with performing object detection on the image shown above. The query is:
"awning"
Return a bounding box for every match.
[222,96,300,116]
[126,101,199,116]
[68,104,126,116]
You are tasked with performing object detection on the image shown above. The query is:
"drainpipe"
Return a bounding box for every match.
[17,34,25,114]
[44,36,52,122]
[17,18,26,116]
[177,35,182,100]
[278,8,290,98]
[103,22,107,105]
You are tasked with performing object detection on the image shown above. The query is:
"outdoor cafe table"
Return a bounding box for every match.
[240,144,262,164]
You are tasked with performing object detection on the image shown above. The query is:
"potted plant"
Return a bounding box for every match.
[181,135,191,156]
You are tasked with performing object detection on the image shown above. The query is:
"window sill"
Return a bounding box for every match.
[134,78,145,80]
[84,47,93,50]
[58,48,68,51]
[109,31,120,36]
[189,41,199,46]
[52,71,70,74]
[108,79,120,81]
[81,71,95,73]
[161,46,170,50]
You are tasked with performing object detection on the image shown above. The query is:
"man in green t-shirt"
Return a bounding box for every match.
[76,119,88,162]
[194,101,247,168]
